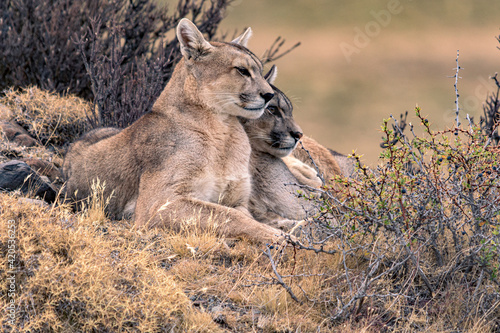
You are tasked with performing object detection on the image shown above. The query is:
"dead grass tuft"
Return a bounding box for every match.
[0,192,212,332]
[0,87,89,148]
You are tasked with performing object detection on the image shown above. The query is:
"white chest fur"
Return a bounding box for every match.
[192,117,252,207]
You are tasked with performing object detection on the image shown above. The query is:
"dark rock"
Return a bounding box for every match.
[0,120,38,147]
[0,160,56,203]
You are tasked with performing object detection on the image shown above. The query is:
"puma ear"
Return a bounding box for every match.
[264,65,278,84]
[176,18,214,60]
[231,27,253,47]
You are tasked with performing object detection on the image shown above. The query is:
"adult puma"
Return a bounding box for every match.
[63,19,286,243]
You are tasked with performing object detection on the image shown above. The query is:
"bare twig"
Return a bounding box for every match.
[298,140,326,185]
[261,37,301,65]
[451,50,462,128]
[262,246,303,304]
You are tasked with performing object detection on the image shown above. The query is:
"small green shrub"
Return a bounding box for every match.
[266,107,500,330]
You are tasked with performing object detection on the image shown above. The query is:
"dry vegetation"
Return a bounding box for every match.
[1,145,498,332]
[0,180,344,332]
[1,87,89,149]
[1,1,500,331]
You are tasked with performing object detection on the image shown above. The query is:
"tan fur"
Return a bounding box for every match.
[241,80,323,229]
[63,19,285,244]
[329,149,357,178]
[290,136,343,185]
[281,155,322,187]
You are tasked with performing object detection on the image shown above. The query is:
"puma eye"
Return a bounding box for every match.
[267,105,279,114]
[235,66,251,77]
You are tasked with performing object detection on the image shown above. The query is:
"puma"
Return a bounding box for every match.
[242,67,337,229]
[63,19,287,243]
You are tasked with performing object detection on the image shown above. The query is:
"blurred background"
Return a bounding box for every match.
[214,0,500,165]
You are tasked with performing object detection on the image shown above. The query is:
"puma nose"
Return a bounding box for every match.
[291,131,303,141]
[261,92,274,104]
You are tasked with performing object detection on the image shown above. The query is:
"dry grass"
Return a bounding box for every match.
[0,87,89,149]
[0,192,219,332]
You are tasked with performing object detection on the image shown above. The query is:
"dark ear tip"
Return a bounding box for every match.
[264,65,278,84]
